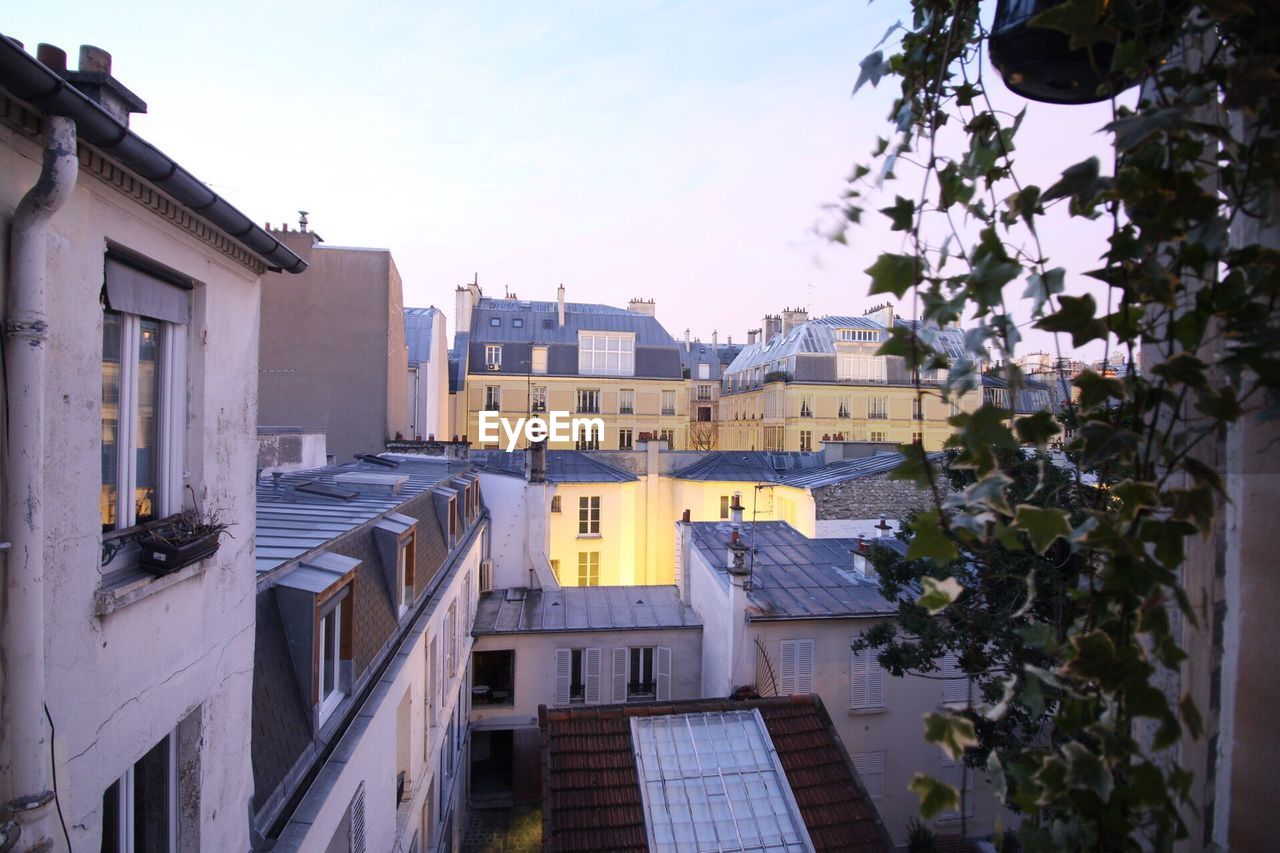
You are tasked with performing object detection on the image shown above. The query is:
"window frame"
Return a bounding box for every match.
[618,427,633,450]
[577,332,635,376]
[618,388,635,415]
[578,496,600,536]
[576,551,600,586]
[627,646,656,699]
[102,727,179,852]
[317,594,347,726]
[485,344,502,369]
[483,385,501,412]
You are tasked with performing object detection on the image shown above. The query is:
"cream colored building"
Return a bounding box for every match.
[719,305,979,452]
[450,282,690,450]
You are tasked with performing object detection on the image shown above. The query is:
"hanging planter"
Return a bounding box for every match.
[136,506,231,576]
[989,0,1186,105]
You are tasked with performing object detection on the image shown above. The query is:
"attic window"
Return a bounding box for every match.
[512,318,524,328]
[542,318,554,329]
[374,513,419,617]
[489,317,501,327]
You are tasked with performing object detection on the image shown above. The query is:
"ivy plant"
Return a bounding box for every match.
[841,1,1280,849]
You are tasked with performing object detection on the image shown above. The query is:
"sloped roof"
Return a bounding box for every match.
[687,521,898,620]
[780,451,946,489]
[724,315,966,377]
[540,695,893,853]
[470,450,637,483]
[669,451,825,483]
[403,306,439,365]
[473,585,700,634]
[678,341,725,380]
[470,297,678,347]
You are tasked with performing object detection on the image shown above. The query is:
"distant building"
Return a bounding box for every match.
[719,304,980,451]
[450,281,690,449]
[405,306,450,442]
[249,455,486,852]
[259,228,409,462]
[679,331,727,449]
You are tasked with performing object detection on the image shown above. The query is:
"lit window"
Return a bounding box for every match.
[577,552,600,586]
[578,496,600,535]
[578,332,635,376]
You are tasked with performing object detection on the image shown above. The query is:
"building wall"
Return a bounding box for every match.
[812,470,935,524]
[407,309,450,442]
[258,234,407,461]
[546,481,643,586]
[257,427,328,475]
[1,124,260,851]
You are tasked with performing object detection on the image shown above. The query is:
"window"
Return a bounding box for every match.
[550,496,561,513]
[940,651,969,705]
[485,345,502,369]
[575,433,600,451]
[483,385,501,412]
[101,257,189,532]
[778,639,814,694]
[318,593,349,725]
[576,388,600,413]
[697,362,711,379]
[799,430,813,452]
[578,496,600,535]
[555,648,602,704]
[628,647,656,698]
[618,388,634,415]
[849,644,886,710]
[938,752,975,819]
[426,637,438,729]
[658,429,675,447]
[512,317,524,328]
[851,751,886,800]
[869,431,887,442]
[489,316,500,327]
[578,333,635,376]
[696,384,713,401]
[913,432,923,445]
[397,535,416,615]
[618,428,633,450]
[472,650,514,706]
[445,601,457,679]
[913,397,924,420]
[577,552,600,586]
[531,346,548,375]
[531,385,547,412]
[720,496,731,520]
[837,354,887,382]
[836,328,879,342]
[868,396,888,419]
[838,396,851,418]
[550,558,561,581]
[798,396,814,418]
[697,406,712,422]
[661,390,677,416]
[101,728,178,852]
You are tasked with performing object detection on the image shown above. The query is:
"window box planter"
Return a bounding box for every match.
[136,508,230,576]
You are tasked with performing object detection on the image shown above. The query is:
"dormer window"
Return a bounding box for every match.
[578,332,634,376]
[489,317,501,327]
[274,551,358,730]
[318,597,345,721]
[512,318,524,328]
[836,328,879,343]
[485,345,502,369]
[374,513,418,617]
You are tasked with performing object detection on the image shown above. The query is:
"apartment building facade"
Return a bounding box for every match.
[404,305,450,443]
[250,455,486,852]
[451,282,690,450]
[680,333,726,450]
[718,305,978,452]
[0,38,305,852]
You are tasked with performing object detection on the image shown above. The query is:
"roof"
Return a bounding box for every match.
[473,585,700,635]
[447,330,469,394]
[540,695,893,853]
[981,373,1057,414]
[471,449,637,483]
[470,296,678,348]
[779,451,945,489]
[687,521,898,620]
[678,341,725,380]
[403,306,439,364]
[254,455,470,574]
[669,451,825,483]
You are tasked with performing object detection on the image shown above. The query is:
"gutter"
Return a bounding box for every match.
[0,35,307,275]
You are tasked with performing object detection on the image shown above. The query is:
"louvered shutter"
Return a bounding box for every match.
[868,653,885,708]
[656,647,672,700]
[941,651,967,703]
[779,640,797,694]
[613,648,628,702]
[850,645,868,709]
[851,751,885,800]
[554,649,571,705]
[795,639,814,694]
[349,782,367,853]
[584,648,602,703]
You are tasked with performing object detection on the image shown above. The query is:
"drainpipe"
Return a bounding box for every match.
[1,114,77,853]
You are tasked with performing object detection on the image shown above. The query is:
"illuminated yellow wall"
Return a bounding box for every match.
[546,481,644,586]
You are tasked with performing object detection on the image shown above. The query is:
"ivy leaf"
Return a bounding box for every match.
[1023,267,1065,316]
[1035,294,1107,348]
[910,774,959,820]
[865,253,918,298]
[1112,480,1158,523]
[1105,106,1191,151]
[925,712,978,760]
[965,471,1014,516]
[853,50,888,94]
[1064,742,1114,802]
[917,575,964,613]
[879,195,916,231]
[1014,505,1072,555]
[1015,410,1061,447]
[1031,0,1117,50]
[1179,693,1204,740]
[1073,369,1125,410]
[1042,156,1101,203]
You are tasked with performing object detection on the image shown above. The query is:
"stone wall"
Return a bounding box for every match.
[812,471,936,522]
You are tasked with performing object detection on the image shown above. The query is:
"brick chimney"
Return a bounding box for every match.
[59,45,148,127]
[763,315,782,344]
[627,298,656,317]
[780,307,808,335]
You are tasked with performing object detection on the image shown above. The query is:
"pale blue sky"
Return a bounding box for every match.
[10,1,1118,357]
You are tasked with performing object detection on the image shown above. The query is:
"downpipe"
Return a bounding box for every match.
[1,115,77,853]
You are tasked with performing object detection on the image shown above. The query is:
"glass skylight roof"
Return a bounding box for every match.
[630,709,814,853]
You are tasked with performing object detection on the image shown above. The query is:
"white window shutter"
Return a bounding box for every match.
[779,640,797,694]
[584,648,602,703]
[656,647,672,701]
[349,782,367,853]
[851,751,886,800]
[868,654,885,708]
[941,651,967,704]
[795,639,814,694]
[613,648,628,702]
[850,646,868,709]
[554,649,571,705]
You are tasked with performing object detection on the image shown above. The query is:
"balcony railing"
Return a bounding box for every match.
[619,406,634,415]
[661,407,676,416]
[577,405,600,414]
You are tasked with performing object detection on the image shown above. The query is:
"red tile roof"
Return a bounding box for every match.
[539,695,893,853]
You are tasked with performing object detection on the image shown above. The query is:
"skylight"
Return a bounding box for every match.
[630,710,814,853]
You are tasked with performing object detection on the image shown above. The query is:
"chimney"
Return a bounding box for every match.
[864,302,895,330]
[763,315,782,344]
[627,298,656,317]
[727,334,733,346]
[557,284,566,327]
[60,45,148,127]
[780,307,808,335]
[712,330,718,352]
[726,529,751,576]
[876,518,894,538]
[684,328,691,352]
[730,494,744,525]
[529,439,547,483]
[455,282,476,335]
[746,328,760,346]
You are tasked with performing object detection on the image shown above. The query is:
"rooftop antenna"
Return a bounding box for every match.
[298,210,309,232]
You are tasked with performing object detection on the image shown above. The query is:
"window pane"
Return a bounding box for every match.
[133,734,171,851]
[135,320,161,525]
[102,312,123,531]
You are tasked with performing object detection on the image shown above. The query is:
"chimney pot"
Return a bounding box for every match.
[37,44,67,72]
[682,509,691,523]
[78,44,112,74]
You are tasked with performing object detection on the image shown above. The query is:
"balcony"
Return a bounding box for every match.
[577,405,600,415]
[618,406,634,415]
[661,407,676,416]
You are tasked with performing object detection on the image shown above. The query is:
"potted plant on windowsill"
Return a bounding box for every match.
[137,503,231,576]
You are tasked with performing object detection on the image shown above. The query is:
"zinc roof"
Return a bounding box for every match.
[472,585,700,635]
[469,297,678,348]
[470,449,638,483]
[668,451,825,483]
[403,306,439,365]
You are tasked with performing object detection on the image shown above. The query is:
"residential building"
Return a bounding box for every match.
[249,454,486,852]
[676,520,1007,846]
[0,39,304,852]
[450,283,689,449]
[540,694,894,852]
[680,331,726,449]
[981,372,1057,414]
[404,305,451,442]
[468,585,702,805]
[259,224,409,462]
[718,304,979,451]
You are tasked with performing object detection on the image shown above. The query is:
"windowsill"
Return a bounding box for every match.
[95,554,210,617]
[576,533,602,539]
[938,700,969,711]
[848,706,889,717]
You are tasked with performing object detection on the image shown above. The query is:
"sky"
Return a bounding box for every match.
[10,1,1122,360]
